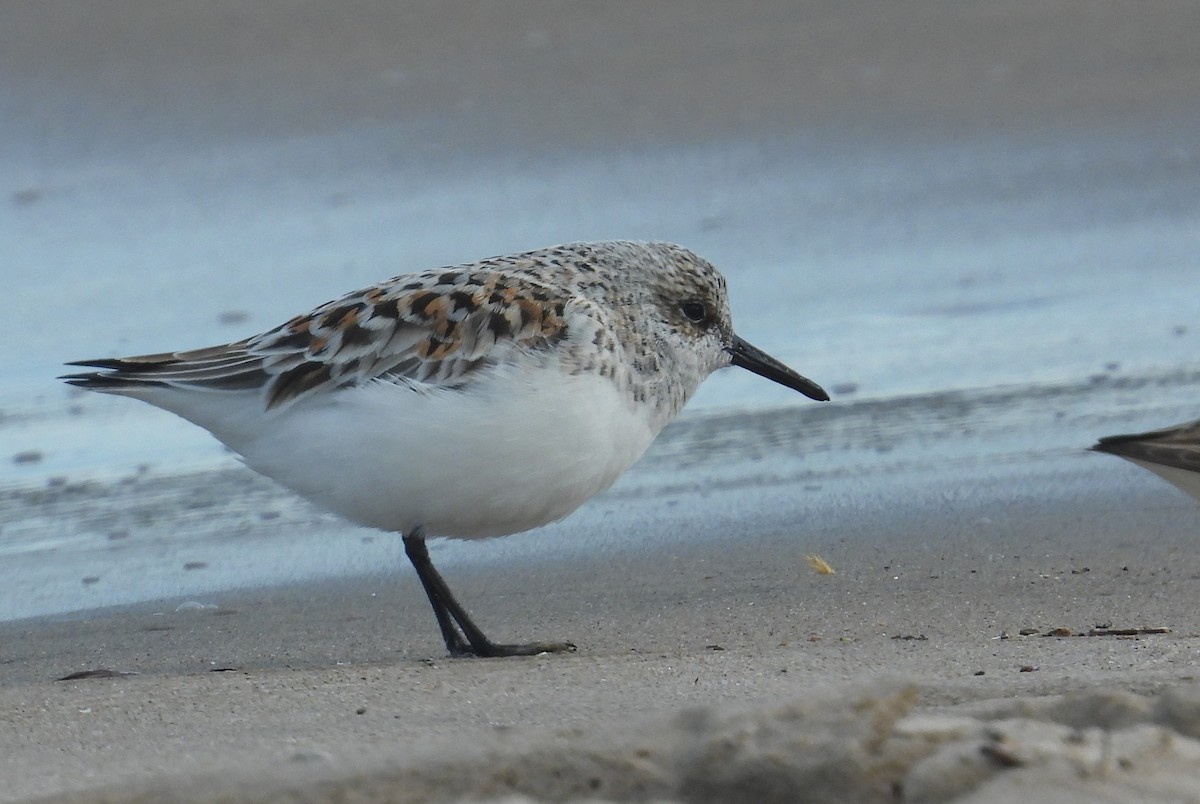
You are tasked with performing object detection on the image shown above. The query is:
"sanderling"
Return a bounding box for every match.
[1093,419,1200,503]
[64,241,829,658]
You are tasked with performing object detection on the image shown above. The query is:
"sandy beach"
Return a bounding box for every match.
[4,2,1200,802]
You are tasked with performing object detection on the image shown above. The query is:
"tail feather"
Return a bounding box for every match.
[61,370,169,391]
[62,342,266,394]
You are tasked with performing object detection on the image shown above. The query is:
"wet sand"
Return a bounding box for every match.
[4,1,1200,802]
[7,378,1200,802]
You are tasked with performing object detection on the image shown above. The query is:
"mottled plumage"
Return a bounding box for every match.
[65,240,829,657]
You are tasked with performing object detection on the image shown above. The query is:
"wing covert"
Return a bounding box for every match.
[250,271,572,408]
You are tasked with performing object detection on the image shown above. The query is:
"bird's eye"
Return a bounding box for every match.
[681,300,707,324]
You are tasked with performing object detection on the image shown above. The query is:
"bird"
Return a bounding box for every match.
[64,240,830,658]
[1092,419,1200,504]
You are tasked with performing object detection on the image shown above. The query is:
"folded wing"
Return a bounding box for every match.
[64,269,574,410]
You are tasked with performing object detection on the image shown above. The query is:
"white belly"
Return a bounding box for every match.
[225,367,657,537]
[1125,458,1200,505]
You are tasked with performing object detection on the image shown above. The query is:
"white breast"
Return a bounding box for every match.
[221,365,658,537]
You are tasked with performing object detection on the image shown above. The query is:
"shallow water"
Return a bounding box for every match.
[4,365,1199,623]
[3,4,1200,621]
[6,120,1199,487]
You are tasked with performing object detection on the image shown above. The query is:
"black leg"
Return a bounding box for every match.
[401,529,474,657]
[402,528,575,658]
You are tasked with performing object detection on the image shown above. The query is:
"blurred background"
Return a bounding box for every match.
[6,0,1200,480]
[3,1,1200,617]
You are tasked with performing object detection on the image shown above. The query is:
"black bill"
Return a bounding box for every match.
[727,335,830,401]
